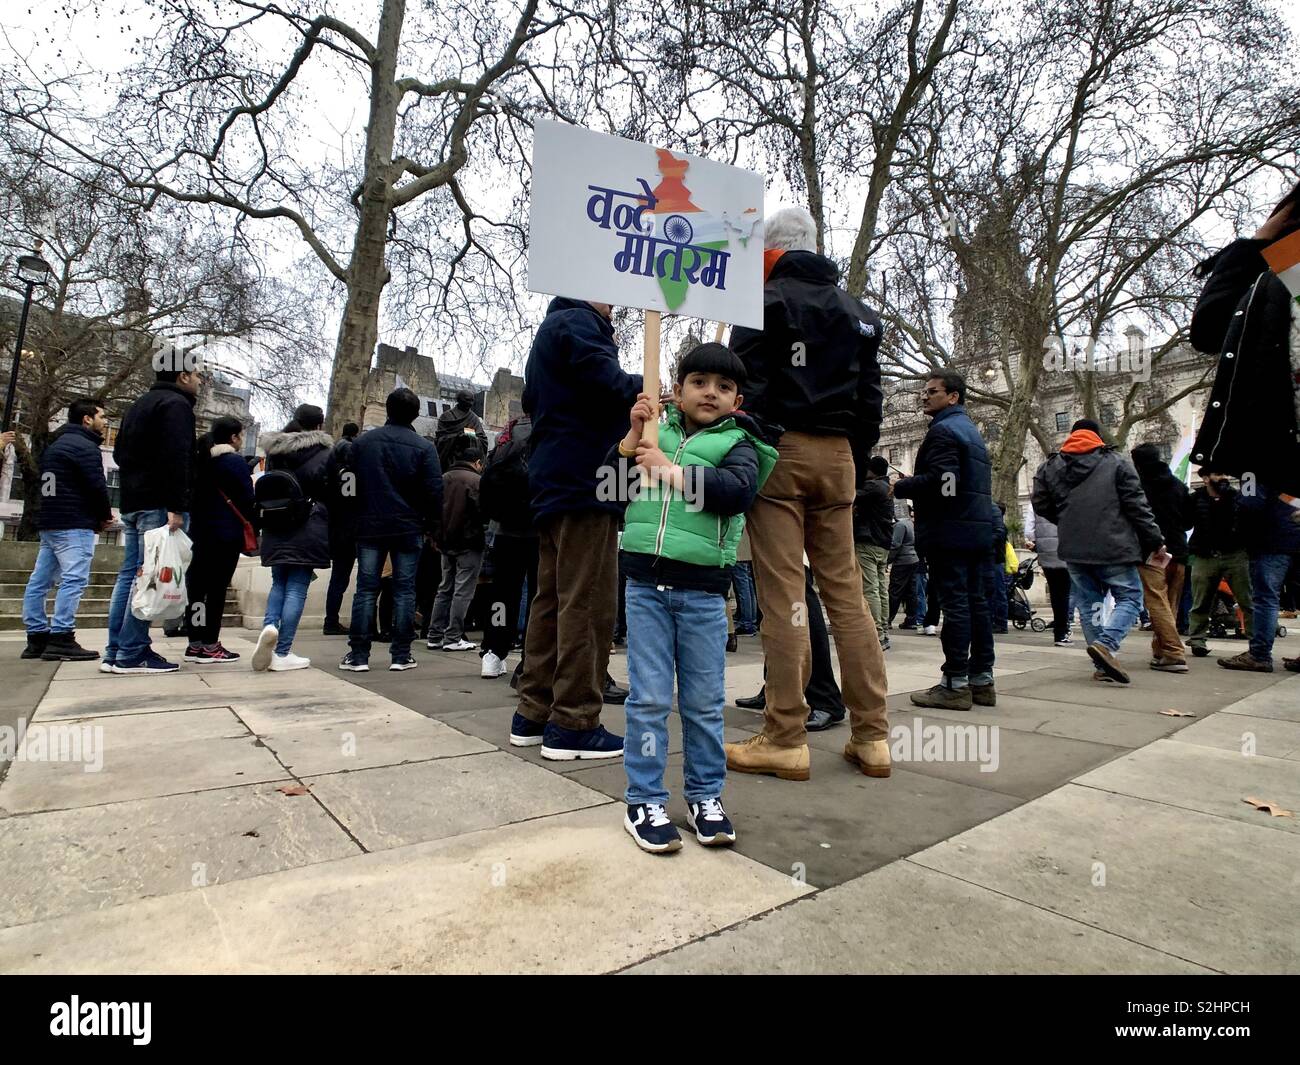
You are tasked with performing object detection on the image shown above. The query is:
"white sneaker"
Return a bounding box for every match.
[443,639,477,652]
[269,652,310,671]
[1054,636,1073,646]
[99,660,116,674]
[251,625,278,672]
[923,625,938,636]
[481,651,507,678]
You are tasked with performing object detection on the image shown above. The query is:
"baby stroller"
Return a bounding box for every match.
[1008,556,1047,633]
[1209,577,1289,640]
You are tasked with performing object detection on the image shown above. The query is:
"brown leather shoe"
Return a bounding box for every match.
[1086,642,1130,683]
[1217,650,1273,673]
[971,683,996,706]
[843,738,891,778]
[725,734,810,781]
[910,682,973,710]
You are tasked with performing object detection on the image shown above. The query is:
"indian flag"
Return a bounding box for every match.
[1262,229,1300,306]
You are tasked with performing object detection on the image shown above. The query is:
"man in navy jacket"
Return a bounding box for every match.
[21,398,112,662]
[894,370,996,710]
[510,296,642,761]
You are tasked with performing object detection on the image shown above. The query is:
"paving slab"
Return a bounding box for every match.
[0,804,811,974]
[303,751,612,851]
[1169,712,1300,761]
[626,859,1211,974]
[1218,677,1300,723]
[0,781,360,928]
[994,664,1283,715]
[257,713,493,777]
[910,784,1300,973]
[564,748,1022,887]
[33,671,231,720]
[0,707,290,813]
[1075,740,1300,835]
[0,660,56,788]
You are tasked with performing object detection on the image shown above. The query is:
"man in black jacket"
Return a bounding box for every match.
[894,371,997,710]
[510,297,641,761]
[338,389,442,672]
[1186,468,1253,657]
[435,390,488,468]
[853,455,895,648]
[21,399,112,662]
[323,421,360,635]
[105,365,200,674]
[724,206,890,782]
[1131,443,1192,672]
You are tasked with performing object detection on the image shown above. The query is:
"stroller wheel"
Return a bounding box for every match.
[1013,620,1027,630]
[1030,618,1047,632]
[1279,626,1288,638]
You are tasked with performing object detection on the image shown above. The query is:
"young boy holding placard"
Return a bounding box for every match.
[606,343,778,853]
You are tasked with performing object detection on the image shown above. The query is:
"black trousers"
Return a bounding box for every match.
[1044,565,1073,641]
[482,534,539,659]
[614,550,629,640]
[416,542,441,638]
[888,562,919,625]
[923,558,942,628]
[185,541,241,645]
[757,566,844,714]
[324,533,355,625]
[930,551,995,680]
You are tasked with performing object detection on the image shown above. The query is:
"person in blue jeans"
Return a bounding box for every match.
[731,557,758,635]
[251,406,334,672]
[605,343,777,853]
[21,399,113,662]
[1032,419,1167,684]
[105,362,201,674]
[1219,485,1300,673]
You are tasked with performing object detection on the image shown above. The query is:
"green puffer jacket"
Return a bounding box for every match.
[621,405,779,571]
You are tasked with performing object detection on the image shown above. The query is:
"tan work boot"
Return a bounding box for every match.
[843,738,891,778]
[725,734,810,781]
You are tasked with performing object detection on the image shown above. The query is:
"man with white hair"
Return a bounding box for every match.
[724,206,891,781]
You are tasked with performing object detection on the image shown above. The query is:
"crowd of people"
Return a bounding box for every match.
[13,187,1300,857]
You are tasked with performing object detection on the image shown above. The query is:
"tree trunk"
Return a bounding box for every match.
[990,320,1049,504]
[324,0,404,437]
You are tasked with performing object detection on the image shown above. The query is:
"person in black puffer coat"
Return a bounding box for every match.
[184,415,257,664]
[252,405,333,672]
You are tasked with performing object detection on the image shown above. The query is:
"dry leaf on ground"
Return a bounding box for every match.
[1242,796,1294,818]
[276,784,311,797]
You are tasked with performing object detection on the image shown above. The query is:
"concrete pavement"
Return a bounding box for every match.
[0,623,1296,973]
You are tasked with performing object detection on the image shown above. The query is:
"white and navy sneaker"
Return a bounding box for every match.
[687,798,737,846]
[389,654,418,671]
[338,652,370,672]
[508,712,545,747]
[625,803,683,854]
[540,722,624,761]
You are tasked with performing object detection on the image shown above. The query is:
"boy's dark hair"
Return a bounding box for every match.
[386,387,421,425]
[866,455,889,478]
[293,403,325,431]
[67,398,102,426]
[341,421,360,440]
[676,342,746,389]
[451,436,483,465]
[210,415,243,447]
[928,370,966,404]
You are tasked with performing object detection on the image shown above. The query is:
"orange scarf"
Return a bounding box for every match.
[763,248,785,281]
[1061,429,1104,454]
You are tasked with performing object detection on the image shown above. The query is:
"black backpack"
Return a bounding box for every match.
[479,436,531,526]
[255,468,311,534]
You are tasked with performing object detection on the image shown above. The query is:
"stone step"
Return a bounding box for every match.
[0,613,244,633]
[0,592,241,617]
[0,569,123,586]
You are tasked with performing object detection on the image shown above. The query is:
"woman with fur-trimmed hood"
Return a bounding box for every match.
[251,404,333,672]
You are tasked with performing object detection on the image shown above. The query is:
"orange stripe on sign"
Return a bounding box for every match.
[1261,229,1300,274]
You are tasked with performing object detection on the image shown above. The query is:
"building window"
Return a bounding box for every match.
[1100,402,1117,427]
[1054,411,1070,432]
[426,400,437,417]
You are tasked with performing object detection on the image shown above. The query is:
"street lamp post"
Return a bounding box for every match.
[3,252,53,433]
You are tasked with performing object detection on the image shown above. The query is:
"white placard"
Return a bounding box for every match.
[527,120,765,328]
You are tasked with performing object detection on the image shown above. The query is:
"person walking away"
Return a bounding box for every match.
[1185,469,1254,657]
[723,206,891,781]
[478,412,539,679]
[886,506,920,629]
[105,361,200,674]
[509,297,641,761]
[1131,443,1192,673]
[608,344,777,852]
[893,371,996,710]
[337,388,442,673]
[427,436,487,652]
[1025,509,1074,645]
[20,399,112,662]
[184,416,256,664]
[322,421,360,635]
[252,405,333,672]
[1031,419,1167,684]
[853,455,895,650]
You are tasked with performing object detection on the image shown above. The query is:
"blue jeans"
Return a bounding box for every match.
[263,565,314,655]
[349,537,421,658]
[915,567,928,620]
[989,561,1009,628]
[23,528,96,633]
[731,561,758,633]
[1249,553,1294,661]
[1067,562,1143,653]
[623,580,727,806]
[106,509,184,664]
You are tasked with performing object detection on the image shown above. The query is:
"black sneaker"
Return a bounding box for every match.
[686,798,736,846]
[389,654,418,671]
[540,722,624,761]
[725,633,739,653]
[338,652,370,672]
[113,652,179,675]
[602,674,628,705]
[1190,644,1210,658]
[624,803,683,853]
[508,712,545,747]
[322,620,349,636]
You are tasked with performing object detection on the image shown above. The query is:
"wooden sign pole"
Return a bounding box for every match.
[713,321,726,344]
[642,309,661,447]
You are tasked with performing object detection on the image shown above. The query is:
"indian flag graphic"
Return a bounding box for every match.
[1262,229,1300,307]
[646,149,728,311]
